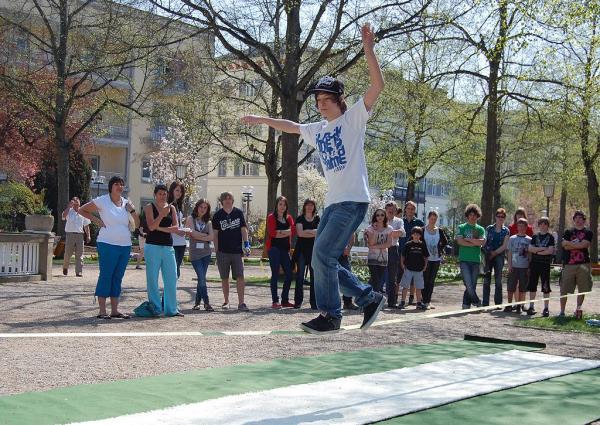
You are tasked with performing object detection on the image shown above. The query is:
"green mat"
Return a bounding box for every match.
[0,340,535,425]
[379,368,600,424]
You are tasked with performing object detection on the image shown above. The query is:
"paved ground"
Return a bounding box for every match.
[0,263,598,395]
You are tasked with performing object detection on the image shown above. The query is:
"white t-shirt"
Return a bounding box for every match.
[389,216,405,246]
[424,227,441,262]
[171,208,187,247]
[93,194,132,246]
[365,224,393,266]
[299,98,371,207]
[64,208,90,233]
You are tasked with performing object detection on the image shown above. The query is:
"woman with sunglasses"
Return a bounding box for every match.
[364,208,394,294]
[483,208,510,306]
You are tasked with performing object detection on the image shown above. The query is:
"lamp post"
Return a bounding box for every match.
[451,198,459,249]
[543,182,555,218]
[91,170,105,198]
[241,185,254,220]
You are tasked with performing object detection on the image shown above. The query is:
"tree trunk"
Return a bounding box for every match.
[55,134,70,236]
[556,184,567,263]
[406,178,416,203]
[585,166,599,262]
[480,62,500,226]
[279,3,302,217]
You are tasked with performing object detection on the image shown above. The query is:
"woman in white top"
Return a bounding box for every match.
[168,181,188,278]
[422,210,448,309]
[79,176,139,319]
[364,208,394,293]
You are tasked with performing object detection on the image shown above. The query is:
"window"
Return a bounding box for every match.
[87,156,100,174]
[141,159,152,183]
[234,159,258,176]
[150,125,166,141]
[239,82,255,98]
[218,159,227,177]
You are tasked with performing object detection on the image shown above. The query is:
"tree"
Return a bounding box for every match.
[0,0,198,234]
[440,0,553,224]
[148,0,432,215]
[147,118,207,200]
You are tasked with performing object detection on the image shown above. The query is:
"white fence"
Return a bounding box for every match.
[0,242,39,276]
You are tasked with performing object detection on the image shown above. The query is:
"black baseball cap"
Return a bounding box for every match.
[307,76,344,96]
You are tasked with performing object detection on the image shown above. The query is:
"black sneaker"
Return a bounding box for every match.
[408,295,415,305]
[300,314,341,335]
[503,306,513,313]
[416,302,427,310]
[361,293,386,331]
[542,308,549,317]
[398,301,406,310]
[526,307,536,316]
[515,305,522,314]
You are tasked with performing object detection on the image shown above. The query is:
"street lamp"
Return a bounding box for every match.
[175,164,187,181]
[451,199,459,253]
[241,185,254,219]
[543,182,555,218]
[91,170,105,197]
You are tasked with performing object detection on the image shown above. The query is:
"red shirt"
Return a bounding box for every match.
[266,213,295,251]
[508,222,534,237]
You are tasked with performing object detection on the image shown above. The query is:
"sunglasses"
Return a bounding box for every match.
[375,213,385,217]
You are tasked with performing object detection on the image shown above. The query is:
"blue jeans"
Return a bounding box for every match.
[95,242,131,298]
[145,243,179,316]
[294,251,315,307]
[483,254,504,306]
[191,256,211,305]
[460,261,481,308]
[312,201,375,318]
[173,245,186,278]
[268,247,293,303]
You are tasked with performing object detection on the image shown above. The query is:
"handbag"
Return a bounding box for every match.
[53,236,65,258]
[134,301,160,317]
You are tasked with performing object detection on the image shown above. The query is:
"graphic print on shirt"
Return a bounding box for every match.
[568,229,589,265]
[219,217,241,231]
[316,126,347,172]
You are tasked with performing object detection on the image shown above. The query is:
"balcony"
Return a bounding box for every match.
[90,170,128,197]
[95,125,130,147]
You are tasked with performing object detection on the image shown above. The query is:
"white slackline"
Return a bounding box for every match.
[0,291,592,338]
[342,290,594,330]
[70,350,600,425]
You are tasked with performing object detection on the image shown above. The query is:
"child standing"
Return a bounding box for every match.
[506,218,532,313]
[527,217,555,316]
[399,227,429,310]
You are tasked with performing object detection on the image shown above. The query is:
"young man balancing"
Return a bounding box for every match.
[242,24,385,334]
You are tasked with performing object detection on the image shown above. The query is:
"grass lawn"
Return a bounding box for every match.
[515,313,600,334]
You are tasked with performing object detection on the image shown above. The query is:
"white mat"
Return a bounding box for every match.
[72,350,599,425]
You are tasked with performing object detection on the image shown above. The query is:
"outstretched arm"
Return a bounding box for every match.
[240,115,301,134]
[361,23,384,112]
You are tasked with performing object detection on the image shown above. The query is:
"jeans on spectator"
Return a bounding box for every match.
[368,265,386,293]
[460,261,481,308]
[483,254,504,306]
[422,260,441,304]
[173,245,186,278]
[386,246,400,305]
[191,256,211,305]
[312,202,376,319]
[294,251,315,308]
[268,246,293,303]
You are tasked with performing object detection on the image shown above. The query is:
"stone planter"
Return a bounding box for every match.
[25,215,54,232]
